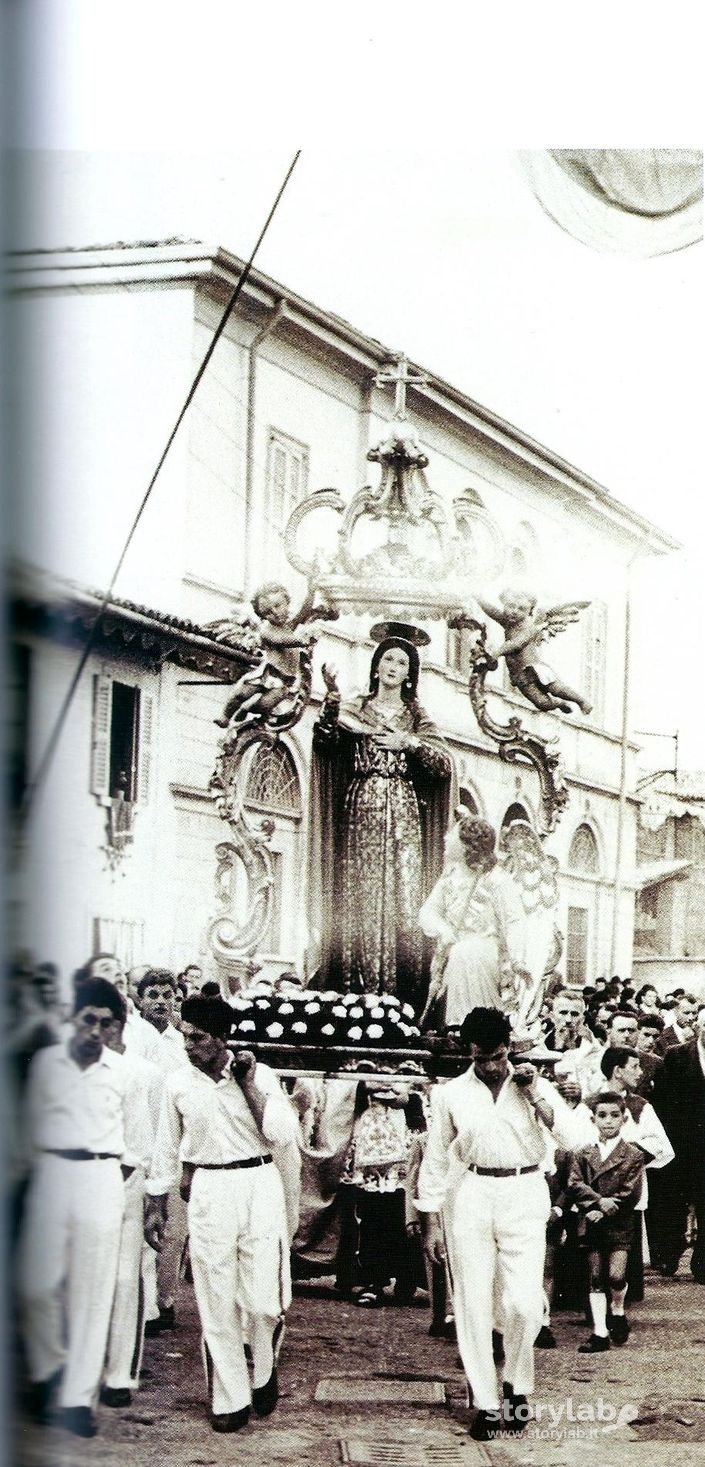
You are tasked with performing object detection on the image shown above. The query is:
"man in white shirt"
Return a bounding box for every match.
[137,968,190,1332]
[18,978,149,1439]
[145,996,298,1434]
[137,969,188,1074]
[417,1007,584,1442]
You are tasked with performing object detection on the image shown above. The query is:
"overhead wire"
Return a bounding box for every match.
[19,150,301,827]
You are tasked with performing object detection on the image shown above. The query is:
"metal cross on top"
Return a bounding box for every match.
[374,354,428,419]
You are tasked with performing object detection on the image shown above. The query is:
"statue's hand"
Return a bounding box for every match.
[373,731,414,752]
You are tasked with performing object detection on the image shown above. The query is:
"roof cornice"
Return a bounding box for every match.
[6,240,681,555]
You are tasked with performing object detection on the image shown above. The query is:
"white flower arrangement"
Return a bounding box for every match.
[366,1024,384,1040]
[347,1025,363,1042]
[265,1022,284,1039]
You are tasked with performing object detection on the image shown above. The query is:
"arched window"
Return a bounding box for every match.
[568,823,600,875]
[245,743,302,817]
[242,743,303,957]
[458,786,479,816]
[502,802,531,830]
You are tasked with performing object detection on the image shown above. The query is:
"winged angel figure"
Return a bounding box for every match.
[477,588,592,715]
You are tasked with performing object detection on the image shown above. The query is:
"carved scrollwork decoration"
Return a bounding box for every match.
[208,721,280,967]
[450,613,570,834]
[282,487,347,580]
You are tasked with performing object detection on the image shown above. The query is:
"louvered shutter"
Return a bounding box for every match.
[137,690,155,804]
[90,674,112,799]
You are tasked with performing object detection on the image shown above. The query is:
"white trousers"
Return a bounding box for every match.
[446,1169,549,1411]
[104,1167,146,1390]
[187,1163,291,1416]
[18,1154,124,1407]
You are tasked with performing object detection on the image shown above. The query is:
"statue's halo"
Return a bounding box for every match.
[369,621,431,648]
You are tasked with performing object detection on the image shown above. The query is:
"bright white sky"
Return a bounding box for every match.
[6,1,704,767]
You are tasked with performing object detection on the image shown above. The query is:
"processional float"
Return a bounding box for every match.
[205,358,587,1075]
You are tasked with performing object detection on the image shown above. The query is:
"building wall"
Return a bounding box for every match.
[636,813,705,961]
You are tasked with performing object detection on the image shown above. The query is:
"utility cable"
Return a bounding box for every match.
[19,150,301,825]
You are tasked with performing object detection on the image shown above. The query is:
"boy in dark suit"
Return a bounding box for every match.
[568,1091,644,1353]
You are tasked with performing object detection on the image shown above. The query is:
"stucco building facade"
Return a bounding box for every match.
[7,242,678,987]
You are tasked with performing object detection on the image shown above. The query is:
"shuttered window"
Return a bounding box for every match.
[266,429,309,535]
[90,674,154,804]
[566,905,589,984]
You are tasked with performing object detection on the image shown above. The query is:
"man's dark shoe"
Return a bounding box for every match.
[211,1407,250,1432]
[471,1409,504,1441]
[60,1407,98,1437]
[252,1366,278,1417]
[578,1333,610,1353]
[609,1314,630,1345]
[535,1324,556,1348]
[471,1408,506,1441]
[145,1305,176,1337]
[492,1328,505,1364]
[503,1383,531,1433]
[26,1369,63,1424]
[100,1386,132,1407]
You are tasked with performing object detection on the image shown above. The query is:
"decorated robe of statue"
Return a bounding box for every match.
[308,636,452,1011]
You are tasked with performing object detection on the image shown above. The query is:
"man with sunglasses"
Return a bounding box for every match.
[18,977,149,1439]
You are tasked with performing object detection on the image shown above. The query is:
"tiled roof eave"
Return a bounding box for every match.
[12,579,254,683]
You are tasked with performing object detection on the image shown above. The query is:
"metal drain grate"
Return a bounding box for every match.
[340,1441,471,1466]
[317,1378,446,1405]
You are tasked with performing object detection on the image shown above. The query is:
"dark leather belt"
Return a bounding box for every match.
[468,1163,539,1177]
[194,1155,273,1171]
[43,1148,121,1161]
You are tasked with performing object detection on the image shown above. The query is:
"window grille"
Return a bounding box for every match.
[245,743,301,815]
[568,823,600,874]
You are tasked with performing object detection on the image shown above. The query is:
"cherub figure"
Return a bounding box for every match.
[215,581,335,730]
[476,588,592,715]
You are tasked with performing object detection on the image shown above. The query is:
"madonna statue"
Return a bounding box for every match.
[308,624,452,1012]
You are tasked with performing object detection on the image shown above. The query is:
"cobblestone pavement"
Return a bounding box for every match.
[15,1263,705,1467]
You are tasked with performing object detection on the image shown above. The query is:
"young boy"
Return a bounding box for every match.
[477,589,592,716]
[568,1091,644,1352]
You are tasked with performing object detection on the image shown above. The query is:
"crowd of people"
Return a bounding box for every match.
[6,949,705,1443]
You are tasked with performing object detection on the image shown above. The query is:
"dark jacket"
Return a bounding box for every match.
[652,1039,705,1199]
[568,1137,644,1247]
[656,1024,690,1056]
